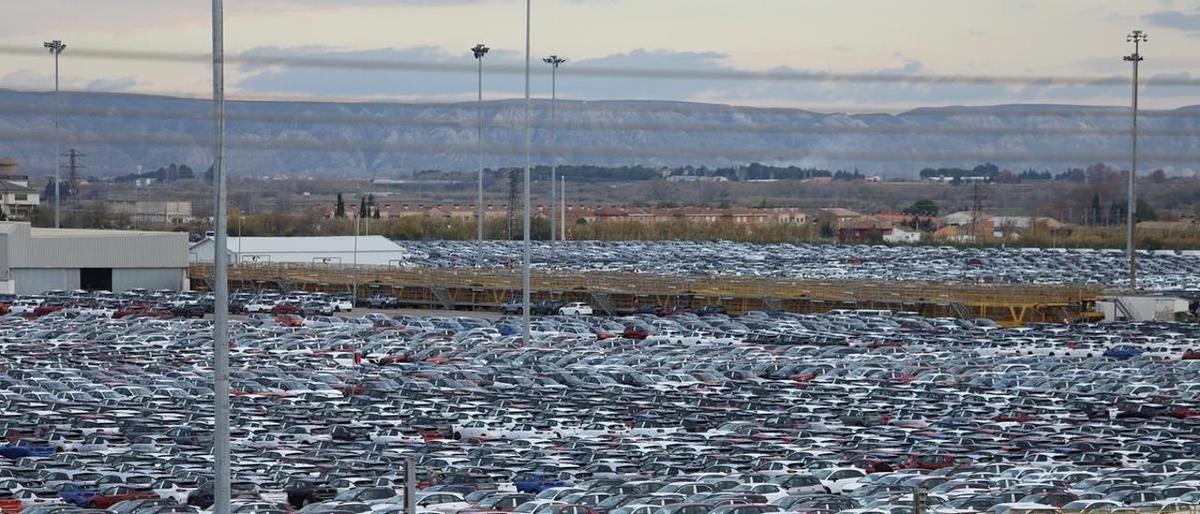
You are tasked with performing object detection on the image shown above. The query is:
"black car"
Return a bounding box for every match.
[286,482,337,509]
[695,305,728,316]
[531,300,565,316]
[170,304,206,319]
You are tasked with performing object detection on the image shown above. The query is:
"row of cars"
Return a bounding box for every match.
[2,308,1200,514]
[396,241,1200,292]
[0,289,366,321]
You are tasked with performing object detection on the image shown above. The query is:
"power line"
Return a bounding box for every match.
[2,44,1200,87]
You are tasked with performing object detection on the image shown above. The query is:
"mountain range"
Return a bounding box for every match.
[0,88,1197,178]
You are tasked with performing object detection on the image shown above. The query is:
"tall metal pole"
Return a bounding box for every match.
[472,44,490,266]
[560,176,566,241]
[549,61,556,244]
[43,40,66,228]
[522,0,532,344]
[353,216,360,303]
[1124,30,1146,292]
[208,1,231,514]
[543,55,565,244]
[403,457,416,514]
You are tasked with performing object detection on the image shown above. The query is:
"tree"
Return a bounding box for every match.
[359,196,368,218]
[1149,169,1167,183]
[904,199,940,216]
[335,193,346,218]
[372,207,380,219]
[1109,198,1160,223]
[1089,193,1103,226]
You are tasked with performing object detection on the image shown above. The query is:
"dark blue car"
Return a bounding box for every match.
[514,474,570,494]
[1103,345,1144,360]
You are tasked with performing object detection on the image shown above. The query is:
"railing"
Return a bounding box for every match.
[190,262,1098,309]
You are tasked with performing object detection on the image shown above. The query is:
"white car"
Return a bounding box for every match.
[559,302,594,316]
[816,467,866,494]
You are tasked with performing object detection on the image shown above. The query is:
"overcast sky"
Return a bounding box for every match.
[1,0,1198,110]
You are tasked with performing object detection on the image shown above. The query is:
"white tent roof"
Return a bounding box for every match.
[195,236,404,254]
[190,236,409,265]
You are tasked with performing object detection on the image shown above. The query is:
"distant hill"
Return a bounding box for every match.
[0,88,1196,177]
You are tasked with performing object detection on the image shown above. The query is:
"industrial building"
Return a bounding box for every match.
[189,236,409,266]
[0,222,189,294]
[0,158,40,220]
[1096,295,1192,322]
[109,199,194,225]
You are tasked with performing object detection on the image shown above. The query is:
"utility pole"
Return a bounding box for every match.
[63,149,84,215]
[208,1,231,514]
[43,40,66,228]
[970,180,982,242]
[522,0,532,344]
[472,43,490,265]
[353,215,360,303]
[506,169,518,240]
[1124,30,1146,292]
[543,55,566,244]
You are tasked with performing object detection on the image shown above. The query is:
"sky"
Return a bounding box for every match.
[1,0,1198,110]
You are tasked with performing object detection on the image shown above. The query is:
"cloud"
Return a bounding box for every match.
[85,76,140,92]
[1143,10,1200,30]
[0,69,52,90]
[231,45,1162,109]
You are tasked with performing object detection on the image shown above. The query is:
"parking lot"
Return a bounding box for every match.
[3,302,1200,514]
[397,241,1200,292]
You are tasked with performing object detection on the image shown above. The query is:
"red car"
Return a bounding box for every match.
[32,304,64,317]
[275,314,304,327]
[272,302,302,315]
[622,325,649,340]
[1183,349,1200,360]
[902,454,962,470]
[88,487,159,509]
[0,493,21,514]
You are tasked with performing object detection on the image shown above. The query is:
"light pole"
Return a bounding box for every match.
[522,0,532,344]
[208,1,231,514]
[43,40,66,229]
[472,43,489,266]
[543,55,565,243]
[238,216,244,264]
[1124,30,1146,292]
[353,215,360,303]
[560,176,566,241]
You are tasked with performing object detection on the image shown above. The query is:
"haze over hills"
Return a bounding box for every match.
[0,88,1197,178]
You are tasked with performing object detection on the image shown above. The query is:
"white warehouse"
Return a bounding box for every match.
[189,236,409,266]
[0,222,189,294]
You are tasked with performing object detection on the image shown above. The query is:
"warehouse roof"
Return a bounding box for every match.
[194,236,406,254]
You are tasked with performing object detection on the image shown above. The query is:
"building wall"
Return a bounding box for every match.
[112,268,185,292]
[12,268,79,294]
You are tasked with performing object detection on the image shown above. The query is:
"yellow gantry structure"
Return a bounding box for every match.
[189,263,1101,327]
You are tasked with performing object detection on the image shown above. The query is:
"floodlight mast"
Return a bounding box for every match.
[1123,30,1146,292]
[472,43,489,266]
[209,2,231,514]
[522,0,532,344]
[543,55,566,243]
[43,40,66,228]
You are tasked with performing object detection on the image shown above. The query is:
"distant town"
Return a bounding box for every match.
[2,157,1197,249]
